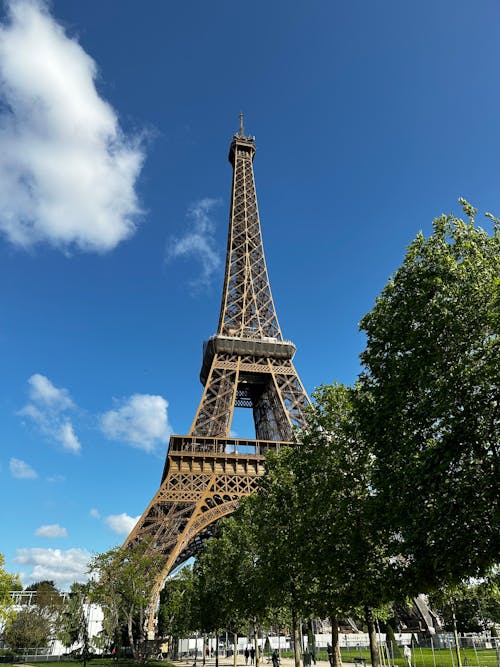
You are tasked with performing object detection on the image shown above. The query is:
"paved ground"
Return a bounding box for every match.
[171,658,337,667]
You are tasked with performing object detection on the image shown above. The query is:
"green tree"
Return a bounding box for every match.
[0,554,21,622]
[357,202,499,592]
[89,540,162,662]
[25,580,62,604]
[245,451,310,667]
[3,607,51,651]
[194,515,268,667]
[58,583,93,667]
[290,384,395,667]
[158,565,198,659]
[25,580,64,621]
[2,579,63,653]
[429,570,500,633]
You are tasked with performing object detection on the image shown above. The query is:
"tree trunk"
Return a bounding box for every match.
[307,619,316,665]
[292,607,302,667]
[254,623,260,667]
[216,633,219,667]
[365,606,380,667]
[127,607,138,662]
[172,637,179,662]
[451,603,463,667]
[139,606,144,661]
[329,616,343,667]
[234,632,238,667]
[203,635,206,666]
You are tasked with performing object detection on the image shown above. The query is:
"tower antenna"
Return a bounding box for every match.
[239,111,244,136]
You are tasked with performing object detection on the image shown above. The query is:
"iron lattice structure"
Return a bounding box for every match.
[125,119,310,633]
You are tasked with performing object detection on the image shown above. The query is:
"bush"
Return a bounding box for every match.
[3,608,51,651]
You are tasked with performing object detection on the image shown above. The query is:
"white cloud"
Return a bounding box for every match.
[101,393,172,452]
[15,547,90,589]
[35,523,67,538]
[19,373,81,453]
[0,0,144,253]
[167,198,222,287]
[104,513,140,535]
[57,421,80,453]
[89,508,101,519]
[27,373,73,410]
[10,457,37,479]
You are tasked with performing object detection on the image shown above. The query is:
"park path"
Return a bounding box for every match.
[171,658,356,667]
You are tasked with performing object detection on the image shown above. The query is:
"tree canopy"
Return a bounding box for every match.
[429,569,500,633]
[158,565,198,648]
[0,553,20,622]
[357,202,499,591]
[58,582,92,661]
[89,540,162,662]
[3,607,52,651]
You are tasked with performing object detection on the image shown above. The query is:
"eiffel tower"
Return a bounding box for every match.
[125,116,310,634]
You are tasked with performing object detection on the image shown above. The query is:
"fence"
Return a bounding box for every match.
[339,635,500,667]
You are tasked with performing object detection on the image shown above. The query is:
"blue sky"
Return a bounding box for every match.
[1,0,499,588]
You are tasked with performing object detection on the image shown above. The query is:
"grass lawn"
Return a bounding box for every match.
[337,647,498,667]
[10,650,498,667]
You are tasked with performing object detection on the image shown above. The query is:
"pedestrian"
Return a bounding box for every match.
[245,647,250,665]
[403,645,412,667]
[271,650,280,667]
[327,644,333,667]
[250,646,255,665]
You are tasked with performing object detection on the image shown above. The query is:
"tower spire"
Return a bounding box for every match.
[239,111,244,136]
[220,118,281,341]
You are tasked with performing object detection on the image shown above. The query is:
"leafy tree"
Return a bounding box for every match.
[357,202,500,592]
[429,570,500,633]
[385,623,402,661]
[25,580,64,619]
[3,607,51,651]
[245,451,309,667]
[58,583,93,666]
[0,553,21,622]
[187,386,398,667]
[88,540,162,662]
[194,542,232,667]
[158,565,198,658]
[2,578,62,653]
[194,515,268,667]
[290,384,396,667]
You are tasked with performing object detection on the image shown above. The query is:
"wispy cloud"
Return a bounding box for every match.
[100,393,172,453]
[15,547,90,590]
[104,513,140,535]
[35,524,67,538]
[46,474,65,483]
[167,198,222,288]
[0,0,144,253]
[10,457,37,479]
[19,374,81,453]
[89,508,101,519]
